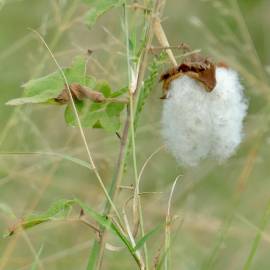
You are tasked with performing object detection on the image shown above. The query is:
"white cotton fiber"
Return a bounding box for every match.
[161,67,248,166]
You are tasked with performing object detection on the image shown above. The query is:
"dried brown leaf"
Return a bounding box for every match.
[55,83,105,104]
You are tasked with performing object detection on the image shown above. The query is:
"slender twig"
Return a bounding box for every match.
[123,3,149,267]
[88,1,167,269]
[31,30,121,222]
[138,145,165,187]
[122,204,145,269]
[242,200,270,270]
[165,176,181,270]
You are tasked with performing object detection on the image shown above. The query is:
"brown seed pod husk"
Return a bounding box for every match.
[160,52,217,98]
[55,83,105,104]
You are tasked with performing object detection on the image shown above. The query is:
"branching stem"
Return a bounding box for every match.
[88,1,167,269]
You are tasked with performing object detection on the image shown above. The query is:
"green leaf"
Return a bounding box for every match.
[87,241,100,270]
[73,199,136,256]
[6,56,92,106]
[6,53,127,132]
[135,53,166,129]
[106,102,125,116]
[7,73,64,105]
[65,102,105,127]
[65,88,125,132]
[111,86,128,98]
[63,79,126,132]
[3,199,74,237]
[4,198,138,267]
[84,0,124,28]
[134,224,162,251]
[100,113,121,132]
[95,81,112,97]
[75,199,113,230]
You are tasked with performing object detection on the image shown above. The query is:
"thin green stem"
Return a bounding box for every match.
[164,177,179,270]
[242,199,270,270]
[31,30,121,223]
[87,1,166,269]
[124,2,148,268]
[130,92,148,269]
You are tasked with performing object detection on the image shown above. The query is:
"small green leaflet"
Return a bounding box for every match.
[4,199,136,257]
[83,0,124,28]
[134,224,162,251]
[6,56,91,106]
[4,199,74,237]
[64,82,126,132]
[135,53,166,129]
[6,55,127,132]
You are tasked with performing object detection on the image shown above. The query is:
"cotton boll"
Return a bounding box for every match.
[161,67,248,166]
[209,68,248,161]
[161,76,212,166]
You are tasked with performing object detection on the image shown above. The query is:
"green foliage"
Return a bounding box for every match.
[6,56,90,106]
[135,53,166,128]
[125,53,166,163]
[6,56,128,132]
[3,198,160,267]
[83,0,124,28]
[3,199,74,237]
[134,224,162,251]
[76,199,138,261]
[3,198,116,238]
[87,242,100,270]
[64,82,127,132]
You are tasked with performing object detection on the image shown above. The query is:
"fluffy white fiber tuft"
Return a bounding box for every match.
[161,67,248,166]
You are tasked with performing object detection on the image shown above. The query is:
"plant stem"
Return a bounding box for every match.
[124,2,148,268]
[242,199,270,270]
[88,106,132,270]
[87,1,167,269]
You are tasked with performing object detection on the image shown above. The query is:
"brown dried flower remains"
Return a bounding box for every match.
[160,53,217,99]
[55,83,105,104]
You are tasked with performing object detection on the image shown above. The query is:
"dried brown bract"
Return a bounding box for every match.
[55,83,105,104]
[160,53,217,98]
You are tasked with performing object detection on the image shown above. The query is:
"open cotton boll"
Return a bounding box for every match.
[208,68,248,161]
[161,67,248,166]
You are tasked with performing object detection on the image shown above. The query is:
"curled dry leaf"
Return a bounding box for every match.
[160,52,216,98]
[55,83,105,104]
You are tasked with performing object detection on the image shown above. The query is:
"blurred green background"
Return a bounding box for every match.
[1,0,270,269]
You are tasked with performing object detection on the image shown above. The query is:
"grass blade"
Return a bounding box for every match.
[134,224,162,251]
[242,199,270,270]
[164,176,180,270]
[0,151,92,170]
[30,245,44,270]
